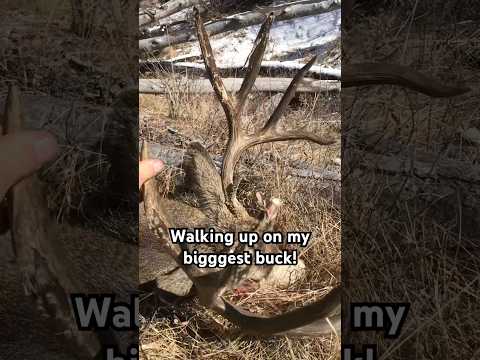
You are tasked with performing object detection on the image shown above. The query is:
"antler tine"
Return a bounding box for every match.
[261,56,317,134]
[4,84,23,133]
[139,140,148,202]
[140,139,148,161]
[251,127,338,148]
[235,13,274,114]
[194,9,237,133]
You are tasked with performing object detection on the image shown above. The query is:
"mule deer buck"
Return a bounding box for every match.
[0,11,470,360]
[140,9,470,339]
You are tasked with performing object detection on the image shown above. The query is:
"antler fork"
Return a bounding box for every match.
[194,9,338,218]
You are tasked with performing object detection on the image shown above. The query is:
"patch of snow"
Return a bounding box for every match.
[170,9,341,68]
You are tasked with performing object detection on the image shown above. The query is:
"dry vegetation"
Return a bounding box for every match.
[139,66,341,358]
[1,1,136,222]
[343,2,480,359]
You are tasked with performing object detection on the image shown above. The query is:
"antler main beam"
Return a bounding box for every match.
[211,286,341,337]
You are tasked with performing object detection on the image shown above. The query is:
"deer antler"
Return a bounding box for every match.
[140,11,341,338]
[3,85,103,358]
[194,9,338,217]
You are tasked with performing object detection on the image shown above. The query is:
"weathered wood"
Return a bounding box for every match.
[139,0,206,27]
[140,59,341,79]
[140,77,340,94]
[355,149,480,184]
[140,0,333,37]
[142,141,341,182]
[139,0,341,52]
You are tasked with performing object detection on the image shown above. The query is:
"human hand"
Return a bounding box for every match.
[0,130,59,199]
[139,159,164,189]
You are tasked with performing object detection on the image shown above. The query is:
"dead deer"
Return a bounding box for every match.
[141,9,471,339]
[0,12,470,360]
[140,10,343,338]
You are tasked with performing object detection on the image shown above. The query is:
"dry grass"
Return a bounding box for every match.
[140,69,341,358]
[343,2,480,358]
[0,2,136,220]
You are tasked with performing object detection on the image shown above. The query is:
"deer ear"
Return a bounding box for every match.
[184,142,230,221]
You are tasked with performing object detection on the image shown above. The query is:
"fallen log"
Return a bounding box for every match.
[139,0,341,52]
[143,141,341,182]
[140,59,341,79]
[139,0,206,27]
[353,149,480,184]
[140,0,333,37]
[139,77,340,94]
